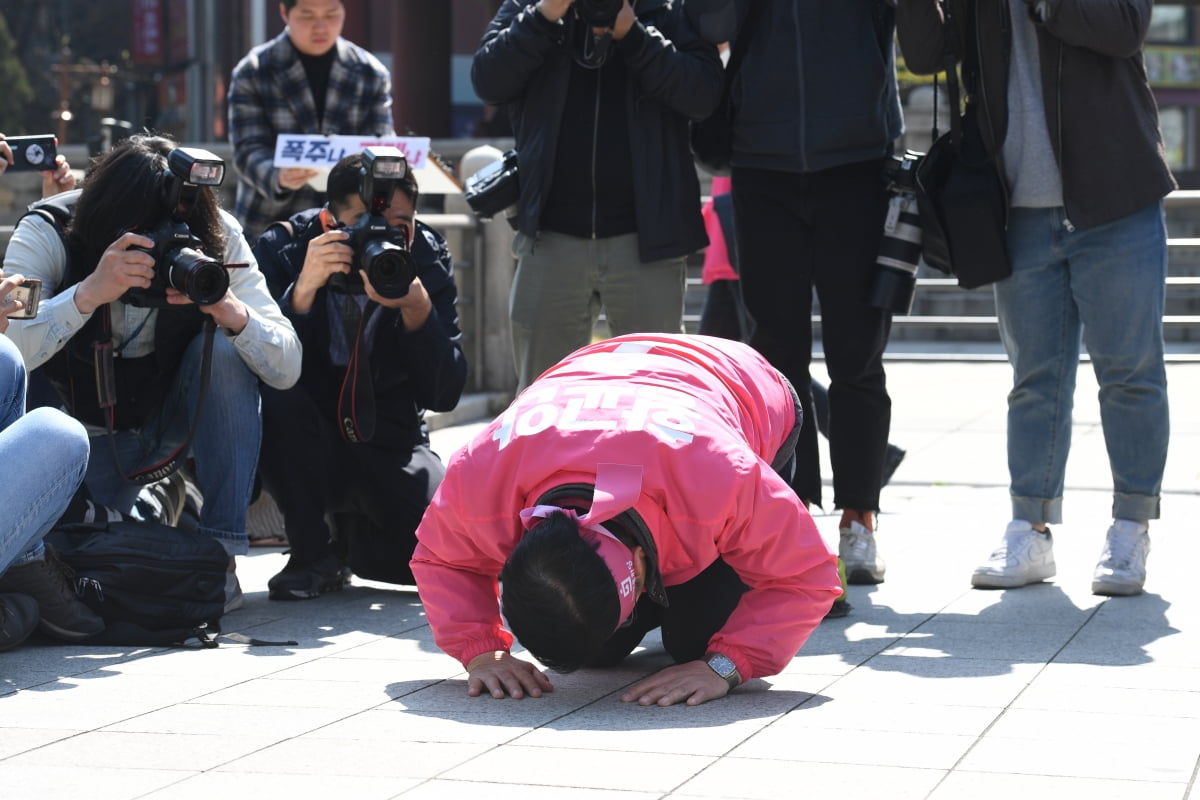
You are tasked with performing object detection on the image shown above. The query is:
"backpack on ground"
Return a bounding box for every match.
[44,519,229,647]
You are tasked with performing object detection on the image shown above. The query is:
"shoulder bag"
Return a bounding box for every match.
[913,0,1012,289]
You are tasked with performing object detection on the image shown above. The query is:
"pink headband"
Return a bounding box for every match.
[519,463,644,630]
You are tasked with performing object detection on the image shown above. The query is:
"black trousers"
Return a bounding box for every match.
[731,160,893,511]
[590,557,749,668]
[587,415,799,668]
[258,383,444,577]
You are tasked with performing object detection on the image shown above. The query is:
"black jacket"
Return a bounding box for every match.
[472,0,723,262]
[730,0,904,173]
[897,0,1175,230]
[254,210,468,450]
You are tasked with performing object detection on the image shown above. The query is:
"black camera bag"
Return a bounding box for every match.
[464,149,519,219]
[912,0,1011,290]
[44,519,229,647]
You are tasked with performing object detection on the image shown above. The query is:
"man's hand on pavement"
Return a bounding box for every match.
[466,650,556,699]
[620,660,732,707]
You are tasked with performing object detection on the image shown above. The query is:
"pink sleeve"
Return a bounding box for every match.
[701,193,738,284]
[409,470,516,667]
[707,466,842,679]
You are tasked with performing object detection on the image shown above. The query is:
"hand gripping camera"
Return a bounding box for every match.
[867,152,924,315]
[328,146,417,299]
[123,147,231,308]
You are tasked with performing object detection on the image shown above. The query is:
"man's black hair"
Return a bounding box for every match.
[326,151,419,217]
[500,511,620,672]
[282,0,343,10]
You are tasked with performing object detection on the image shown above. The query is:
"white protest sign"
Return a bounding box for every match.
[271,134,460,194]
[273,134,430,170]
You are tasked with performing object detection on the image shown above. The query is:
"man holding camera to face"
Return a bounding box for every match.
[2,134,302,612]
[253,149,467,600]
[473,0,723,391]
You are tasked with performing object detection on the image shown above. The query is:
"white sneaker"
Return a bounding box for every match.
[1092,520,1150,597]
[972,520,1056,589]
[839,521,885,584]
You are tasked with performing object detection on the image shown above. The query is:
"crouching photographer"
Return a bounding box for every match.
[253,148,467,601]
[2,134,302,611]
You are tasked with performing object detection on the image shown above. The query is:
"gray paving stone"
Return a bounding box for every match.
[2,361,1198,798]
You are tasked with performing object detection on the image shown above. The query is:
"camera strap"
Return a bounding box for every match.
[97,307,218,486]
[336,295,379,444]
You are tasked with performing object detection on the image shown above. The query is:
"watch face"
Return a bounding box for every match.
[707,654,736,678]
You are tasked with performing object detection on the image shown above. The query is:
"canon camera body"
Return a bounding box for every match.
[328,146,416,300]
[123,147,231,308]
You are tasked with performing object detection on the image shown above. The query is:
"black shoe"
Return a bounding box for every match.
[0,593,39,652]
[823,597,853,619]
[268,554,351,601]
[0,546,104,640]
[881,445,907,488]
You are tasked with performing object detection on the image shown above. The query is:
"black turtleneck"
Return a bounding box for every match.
[295,42,336,126]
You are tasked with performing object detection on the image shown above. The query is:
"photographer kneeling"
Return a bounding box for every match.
[253,148,467,600]
[3,134,302,612]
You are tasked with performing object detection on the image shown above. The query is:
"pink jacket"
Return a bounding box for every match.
[410,334,840,680]
[701,176,737,284]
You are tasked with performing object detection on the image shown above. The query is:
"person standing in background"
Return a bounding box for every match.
[726,0,902,585]
[897,0,1174,596]
[472,0,723,391]
[228,0,394,239]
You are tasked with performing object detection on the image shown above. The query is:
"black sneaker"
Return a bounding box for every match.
[0,593,39,652]
[0,546,105,640]
[267,554,351,601]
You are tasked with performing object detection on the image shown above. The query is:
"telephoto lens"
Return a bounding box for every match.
[867,155,923,314]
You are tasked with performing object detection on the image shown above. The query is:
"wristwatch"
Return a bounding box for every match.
[705,653,741,689]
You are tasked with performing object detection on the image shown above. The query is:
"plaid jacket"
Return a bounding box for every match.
[228,32,394,240]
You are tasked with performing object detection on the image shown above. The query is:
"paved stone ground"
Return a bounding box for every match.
[1,361,1198,800]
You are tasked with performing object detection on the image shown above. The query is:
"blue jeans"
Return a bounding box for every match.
[0,336,90,574]
[994,203,1169,525]
[83,331,262,555]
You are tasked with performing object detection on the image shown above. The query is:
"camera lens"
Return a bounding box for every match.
[867,187,922,315]
[362,240,416,299]
[167,248,229,306]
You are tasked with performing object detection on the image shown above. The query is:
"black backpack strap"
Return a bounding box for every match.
[20,189,80,249]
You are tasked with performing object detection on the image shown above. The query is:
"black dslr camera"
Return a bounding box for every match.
[123,147,231,308]
[867,152,924,315]
[464,149,519,220]
[329,146,416,299]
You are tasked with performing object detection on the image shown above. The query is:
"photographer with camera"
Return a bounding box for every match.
[252,149,467,600]
[473,0,723,390]
[3,134,302,612]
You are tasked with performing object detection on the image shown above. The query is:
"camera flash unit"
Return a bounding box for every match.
[169,147,225,187]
